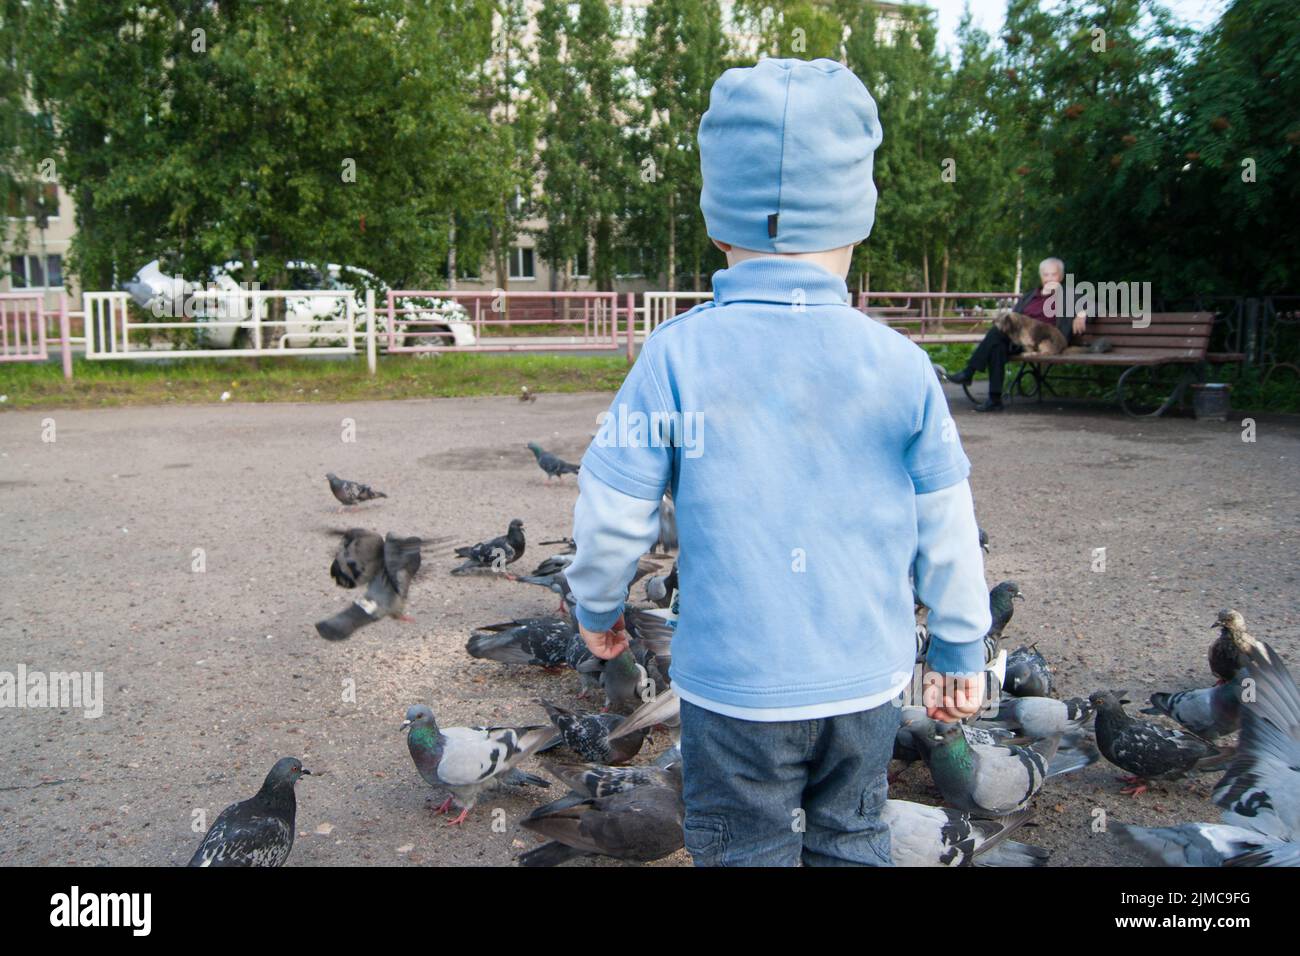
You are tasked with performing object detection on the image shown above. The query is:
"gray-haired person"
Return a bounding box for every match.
[946,258,1088,411]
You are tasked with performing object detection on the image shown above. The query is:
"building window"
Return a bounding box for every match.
[509,246,535,280]
[8,254,62,289]
[5,183,59,221]
[575,245,590,278]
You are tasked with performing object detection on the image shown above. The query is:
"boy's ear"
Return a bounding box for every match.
[710,238,732,253]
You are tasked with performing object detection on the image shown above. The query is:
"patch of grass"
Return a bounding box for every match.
[0,353,631,410]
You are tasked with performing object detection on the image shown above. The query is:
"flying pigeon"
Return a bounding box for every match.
[1115,635,1300,865]
[326,472,387,508]
[527,443,580,482]
[466,616,579,669]
[1004,644,1053,697]
[883,801,1049,867]
[542,758,681,800]
[187,757,311,867]
[917,721,1061,817]
[326,528,449,589]
[1142,681,1242,740]
[978,695,1096,739]
[1090,691,1230,795]
[452,519,525,574]
[316,533,422,640]
[401,705,555,825]
[517,784,685,866]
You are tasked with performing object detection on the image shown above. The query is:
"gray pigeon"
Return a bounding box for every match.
[1116,636,1300,865]
[540,700,646,765]
[466,616,579,669]
[986,581,1023,647]
[401,705,555,825]
[1091,691,1229,795]
[1005,643,1053,697]
[653,493,677,553]
[527,443,580,482]
[187,757,311,867]
[1142,681,1242,740]
[316,533,422,640]
[452,519,525,574]
[977,695,1096,739]
[517,784,684,866]
[542,758,681,799]
[601,647,655,715]
[326,528,450,589]
[883,801,1049,867]
[918,721,1060,817]
[898,707,1096,780]
[645,561,678,608]
[326,472,386,507]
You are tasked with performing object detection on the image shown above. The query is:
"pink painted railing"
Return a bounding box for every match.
[857,290,1018,342]
[0,293,47,362]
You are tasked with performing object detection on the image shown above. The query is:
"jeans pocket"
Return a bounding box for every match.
[683,813,730,867]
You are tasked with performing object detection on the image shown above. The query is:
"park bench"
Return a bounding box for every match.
[957,311,1245,417]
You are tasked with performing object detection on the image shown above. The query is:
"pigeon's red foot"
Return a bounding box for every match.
[446,808,471,826]
[1117,775,1150,796]
[396,614,415,623]
[433,796,455,815]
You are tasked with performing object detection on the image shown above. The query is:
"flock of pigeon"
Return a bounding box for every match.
[186,443,1299,867]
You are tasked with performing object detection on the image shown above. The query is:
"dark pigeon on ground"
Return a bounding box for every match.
[1004,643,1052,697]
[401,705,555,826]
[978,527,990,553]
[1115,635,1300,865]
[517,784,685,866]
[452,519,525,575]
[466,616,579,669]
[316,533,422,640]
[1207,608,1275,683]
[1090,691,1230,796]
[540,700,648,765]
[528,443,580,482]
[542,758,681,800]
[326,472,387,507]
[187,757,311,867]
[653,493,677,553]
[986,581,1023,646]
[645,561,678,608]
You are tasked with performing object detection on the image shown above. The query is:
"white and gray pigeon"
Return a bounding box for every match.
[897,707,1096,780]
[1116,637,1300,865]
[326,472,387,507]
[884,801,1050,867]
[452,518,525,575]
[917,721,1061,817]
[401,705,556,825]
[316,533,422,640]
[1142,680,1242,740]
[187,757,311,867]
[1091,691,1229,795]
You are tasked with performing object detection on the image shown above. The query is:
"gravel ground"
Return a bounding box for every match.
[1,389,1297,867]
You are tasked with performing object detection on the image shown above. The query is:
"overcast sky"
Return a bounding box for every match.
[925,0,1232,52]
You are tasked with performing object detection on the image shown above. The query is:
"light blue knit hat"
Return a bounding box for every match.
[698,57,883,253]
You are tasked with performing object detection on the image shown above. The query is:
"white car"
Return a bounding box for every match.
[120,259,475,351]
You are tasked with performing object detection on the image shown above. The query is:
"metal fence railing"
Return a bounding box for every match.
[0,292,48,363]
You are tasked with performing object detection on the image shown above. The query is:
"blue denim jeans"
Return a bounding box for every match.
[678,697,900,866]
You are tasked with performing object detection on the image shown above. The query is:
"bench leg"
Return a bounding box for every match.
[1118,364,1196,418]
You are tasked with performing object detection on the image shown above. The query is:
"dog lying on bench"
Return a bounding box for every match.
[993,310,1112,356]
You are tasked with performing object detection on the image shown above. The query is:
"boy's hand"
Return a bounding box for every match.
[579,615,630,660]
[922,671,985,721]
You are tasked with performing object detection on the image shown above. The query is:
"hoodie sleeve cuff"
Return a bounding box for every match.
[575,603,624,633]
[925,636,986,677]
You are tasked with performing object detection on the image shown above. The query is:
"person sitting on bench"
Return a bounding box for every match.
[946,257,1088,412]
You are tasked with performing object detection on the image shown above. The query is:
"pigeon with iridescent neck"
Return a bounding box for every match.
[401,705,555,825]
[916,721,1060,817]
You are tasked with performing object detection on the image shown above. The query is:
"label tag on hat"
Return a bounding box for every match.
[767,213,778,238]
